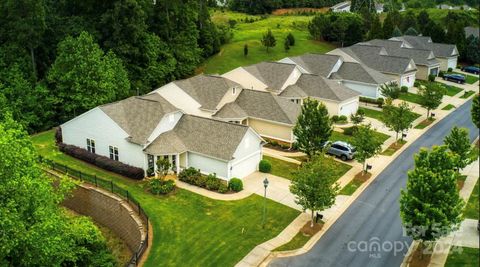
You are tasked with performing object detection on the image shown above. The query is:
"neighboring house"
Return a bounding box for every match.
[61,94,264,180]
[390,35,459,71]
[465,26,479,39]
[280,53,394,99]
[328,44,418,87]
[364,39,440,80]
[331,1,351,12]
[279,74,360,116]
[214,90,301,144]
[150,74,242,117]
[375,3,383,13]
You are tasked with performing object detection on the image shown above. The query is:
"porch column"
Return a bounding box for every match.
[176,153,180,174]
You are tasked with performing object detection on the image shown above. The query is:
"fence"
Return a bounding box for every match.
[39,156,149,267]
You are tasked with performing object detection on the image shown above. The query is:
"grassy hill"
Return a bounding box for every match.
[198,10,335,74]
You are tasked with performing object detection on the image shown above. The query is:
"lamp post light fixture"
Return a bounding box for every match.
[262,178,269,229]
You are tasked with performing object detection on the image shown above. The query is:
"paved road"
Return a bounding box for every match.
[270,99,478,267]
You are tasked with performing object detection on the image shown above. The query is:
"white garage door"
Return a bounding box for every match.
[230,152,261,179]
[339,99,359,116]
[447,58,457,70]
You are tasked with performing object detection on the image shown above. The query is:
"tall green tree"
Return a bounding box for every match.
[380,82,401,99]
[48,31,130,120]
[383,101,416,141]
[293,98,332,158]
[0,115,115,266]
[287,32,295,46]
[367,14,383,40]
[472,94,480,128]
[404,27,418,36]
[444,127,472,169]
[351,124,383,173]
[350,0,375,12]
[424,21,446,43]
[400,11,418,33]
[416,10,430,35]
[261,29,276,53]
[400,146,464,254]
[244,43,248,57]
[284,37,290,52]
[418,83,444,118]
[392,26,403,37]
[290,155,339,227]
[383,10,402,38]
[464,36,480,64]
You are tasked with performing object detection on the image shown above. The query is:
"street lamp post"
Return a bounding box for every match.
[262,178,269,229]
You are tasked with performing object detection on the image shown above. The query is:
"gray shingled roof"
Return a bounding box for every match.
[342,44,415,74]
[465,26,479,38]
[214,90,301,125]
[365,39,439,66]
[393,35,458,58]
[280,74,360,101]
[100,94,180,145]
[286,54,340,77]
[173,74,240,111]
[242,62,297,93]
[331,62,393,85]
[145,115,250,161]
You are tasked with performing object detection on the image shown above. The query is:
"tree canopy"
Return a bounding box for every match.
[351,124,383,173]
[383,100,416,141]
[472,94,480,128]
[418,83,444,117]
[444,126,472,169]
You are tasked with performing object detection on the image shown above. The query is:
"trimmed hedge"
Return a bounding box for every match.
[178,168,230,193]
[58,143,144,179]
[259,159,272,173]
[228,178,243,192]
[359,97,384,107]
[400,86,408,93]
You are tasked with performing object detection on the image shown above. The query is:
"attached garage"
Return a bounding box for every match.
[342,81,379,99]
[447,57,457,70]
[230,151,262,179]
[400,72,416,88]
[339,98,359,116]
[187,152,229,179]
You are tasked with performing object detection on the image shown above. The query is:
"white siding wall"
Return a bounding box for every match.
[447,57,458,70]
[342,81,379,98]
[222,68,268,91]
[152,83,212,117]
[400,73,416,87]
[338,97,359,116]
[147,111,183,143]
[61,108,146,169]
[232,129,263,160]
[187,152,229,179]
[314,98,340,116]
[230,129,263,179]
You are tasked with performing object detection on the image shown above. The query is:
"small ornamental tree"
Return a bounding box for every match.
[351,124,383,174]
[293,98,332,159]
[418,83,444,118]
[404,27,418,36]
[261,29,276,53]
[380,81,401,99]
[284,37,290,52]
[444,126,472,170]
[350,109,365,126]
[244,43,248,57]
[290,155,339,227]
[383,101,416,141]
[156,157,171,179]
[400,146,464,253]
[472,94,480,128]
[287,32,295,46]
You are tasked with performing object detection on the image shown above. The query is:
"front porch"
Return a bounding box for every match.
[146,152,187,177]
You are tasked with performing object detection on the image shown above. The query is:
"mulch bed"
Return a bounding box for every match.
[354,171,372,182]
[409,244,432,267]
[300,221,324,236]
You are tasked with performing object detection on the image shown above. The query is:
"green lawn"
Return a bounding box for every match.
[450,71,479,84]
[464,179,479,220]
[414,118,435,129]
[358,107,384,121]
[31,130,300,267]
[339,178,364,195]
[273,231,311,252]
[398,92,424,104]
[200,11,335,74]
[380,140,407,156]
[330,129,390,145]
[416,80,463,97]
[445,246,479,267]
[263,155,351,181]
[441,104,455,110]
[461,90,476,99]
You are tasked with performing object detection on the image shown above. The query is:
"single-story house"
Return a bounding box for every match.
[390,35,459,71]
[280,53,394,99]
[61,94,264,180]
[150,74,242,117]
[328,44,418,87]
[331,1,351,12]
[364,39,440,80]
[214,89,300,144]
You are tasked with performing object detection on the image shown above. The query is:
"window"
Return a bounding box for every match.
[109,146,119,161]
[87,139,95,154]
[232,87,237,95]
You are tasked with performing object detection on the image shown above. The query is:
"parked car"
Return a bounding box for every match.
[443,73,465,84]
[324,141,356,161]
[461,66,480,75]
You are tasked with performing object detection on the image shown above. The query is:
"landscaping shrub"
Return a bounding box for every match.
[338,115,348,122]
[229,178,243,192]
[205,174,221,191]
[400,86,408,93]
[58,143,144,179]
[259,159,272,173]
[428,74,436,82]
[439,71,445,78]
[55,127,63,144]
[414,81,420,87]
[218,183,228,193]
[178,167,201,184]
[343,126,357,136]
[331,115,339,123]
[448,67,453,72]
[149,179,175,195]
[359,97,384,107]
[178,168,227,193]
